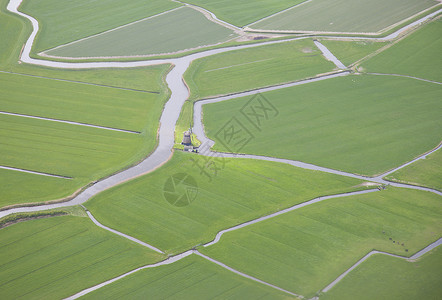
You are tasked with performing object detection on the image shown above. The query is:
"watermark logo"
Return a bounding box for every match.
[163,173,198,207]
[214,116,254,153]
[240,93,278,131]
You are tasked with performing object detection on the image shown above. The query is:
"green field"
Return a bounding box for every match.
[319,40,387,66]
[20,0,181,53]
[0,168,80,208]
[82,254,293,299]
[0,215,163,299]
[321,246,442,300]
[185,0,304,27]
[45,7,236,58]
[184,38,335,100]
[385,148,442,191]
[249,0,437,33]
[201,188,442,298]
[362,18,442,83]
[85,151,367,254]
[203,75,442,176]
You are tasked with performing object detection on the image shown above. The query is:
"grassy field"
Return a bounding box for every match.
[20,0,181,53]
[184,38,335,100]
[249,0,437,33]
[45,7,236,58]
[321,246,442,300]
[0,168,80,208]
[85,151,367,254]
[361,18,442,83]
[184,0,304,27]
[82,254,293,299]
[200,187,442,298]
[203,75,442,176]
[319,40,387,66]
[0,215,163,299]
[385,148,442,191]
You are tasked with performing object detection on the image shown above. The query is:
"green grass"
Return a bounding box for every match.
[20,0,181,53]
[321,246,442,300]
[0,168,80,208]
[318,40,387,66]
[385,148,442,191]
[0,215,163,299]
[184,0,305,27]
[0,72,165,132]
[85,151,367,254]
[45,7,236,58]
[200,187,442,298]
[250,0,437,33]
[361,18,442,83]
[184,38,335,100]
[82,254,294,299]
[203,75,442,176]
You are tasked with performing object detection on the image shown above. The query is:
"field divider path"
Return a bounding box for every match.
[203,189,379,248]
[82,206,164,254]
[366,72,442,85]
[0,165,71,179]
[194,251,302,298]
[0,111,141,134]
[313,40,347,69]
[321,238,442,293]
[0,70,160,94]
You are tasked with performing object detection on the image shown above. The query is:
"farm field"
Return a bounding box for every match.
[184,38,336,100]
[248,0,438,33]
[0,215,163,299]
[20,0,181,53]
[361,18,442,82]
[321,246,442,300]
[85,151,367,254]
[203,74,442,176]
[184,0,304,27]
[82,254,292,300]
[0,168,79,208]
[385,148,442,191]
[200,188,442,298]
[318,40,387,66]
[44,7,237,59]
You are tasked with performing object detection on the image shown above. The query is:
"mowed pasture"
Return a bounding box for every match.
[203,75,442,176]
[85,151,366,254]
[82,254,292,300]
[249,0,438,33]
[0,168,79,208]
[184,0,304,27]
[385,148,442,191]
[321,246,442,300]
[362,18,442,83]
[21,0,181,53]
[184,38,335,100]
[45,7,237,58]
[0,215,163,299]
[201,188,442,298]
[318,40,387,66]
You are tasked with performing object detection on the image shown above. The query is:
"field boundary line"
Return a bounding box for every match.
[194,251,302,298]
[244,0,313,28]
[366,72,442,85]
[321,238,442,293]
[203,190,379,247]
[173,0,241,31]
[313,40,346,69]
[42,6,185,55]
[0,165,71,179]
[204,58,274,73]
[64,250,195,299]
[0,111,141,134]
[83,207,164,254]
[0,71,160,94]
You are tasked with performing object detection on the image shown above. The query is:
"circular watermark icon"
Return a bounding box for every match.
[163,173,198,207]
